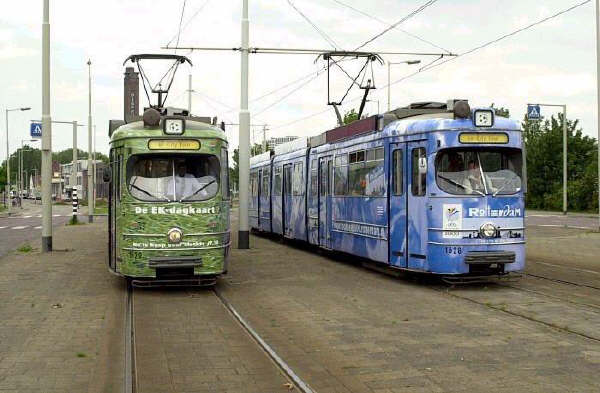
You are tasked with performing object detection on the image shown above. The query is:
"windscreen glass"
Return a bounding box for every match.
[127,154,220,202]
[436,148,522,196]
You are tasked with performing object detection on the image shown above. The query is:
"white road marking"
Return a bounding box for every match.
[0,226,6,229]
[536,224,562,227]
[23,215,32,218]
[34,226,42,229]
[11,226,28,230]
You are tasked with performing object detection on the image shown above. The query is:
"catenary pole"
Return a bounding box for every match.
[41,0,53,252]
[596,0,600,230]
[563,105,567,215]
[238,0,250,249]
[5,110,9,216]
[87,60,93,223]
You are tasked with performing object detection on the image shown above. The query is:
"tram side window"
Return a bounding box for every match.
[411,148,427,196]
[348,148,385,197]
[292,162,303,196]
[273,167,282,196]
[334,154,348,196]
[221,148,229,199]
[392,149,403,195]
[262,168,270,196]
[310,165,318,197]
[250,172,258,197]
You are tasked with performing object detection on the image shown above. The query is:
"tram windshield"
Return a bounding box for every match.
[127,154,220,202]
[436,148,522,196]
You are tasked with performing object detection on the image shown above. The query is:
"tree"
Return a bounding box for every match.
[523,112,598,212]
[230,143,267,192]
[490,103,509,118]
[342,109,368,125]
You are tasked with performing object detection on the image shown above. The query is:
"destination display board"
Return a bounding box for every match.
[459,133,508,144]
[148,139,200,150]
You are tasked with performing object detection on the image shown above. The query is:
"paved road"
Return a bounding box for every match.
[526,210,599,230]
[0,200,81,256]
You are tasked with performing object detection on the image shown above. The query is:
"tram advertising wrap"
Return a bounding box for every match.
[250,100,525,281]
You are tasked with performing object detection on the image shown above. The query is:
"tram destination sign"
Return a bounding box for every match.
[148,139,200,150]
[459,133,508,144]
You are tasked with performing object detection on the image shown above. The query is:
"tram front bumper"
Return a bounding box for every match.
[148,256,203,269]
[463,251,516,265]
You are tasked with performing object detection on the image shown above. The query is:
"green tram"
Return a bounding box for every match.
[107,115,230,286]
[106,54,230,286]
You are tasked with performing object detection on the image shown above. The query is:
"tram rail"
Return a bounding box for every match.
[124,282,137,393]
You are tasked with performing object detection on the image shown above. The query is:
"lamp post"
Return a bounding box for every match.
[41,0,52,251]
[5,107,31,215]
[87,59,93,223]
[387,60,420,111]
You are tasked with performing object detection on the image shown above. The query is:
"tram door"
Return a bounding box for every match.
[388,144,407,267]
[282,164,293,237]
[257,169,262,228]
[318,156,333,249]
[108,149,120,270]
[407,141,428,270]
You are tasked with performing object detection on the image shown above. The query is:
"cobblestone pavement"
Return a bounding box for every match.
[134,288,290,393]
[0,217,125,392]
[217,220,600,393]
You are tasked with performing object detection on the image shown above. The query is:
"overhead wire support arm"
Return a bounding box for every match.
[161,45,457,57]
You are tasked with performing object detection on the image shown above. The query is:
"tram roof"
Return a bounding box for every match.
[383,114,521,137]
[110,119,227,143]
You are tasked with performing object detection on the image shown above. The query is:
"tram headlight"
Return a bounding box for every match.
[167,227,183,244]
[480,223,497,239]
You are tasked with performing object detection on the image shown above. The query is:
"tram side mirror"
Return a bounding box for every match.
[102,168,111,183]
[418,157,427,174]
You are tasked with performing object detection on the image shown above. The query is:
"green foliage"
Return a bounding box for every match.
[17,243,33,253]
[0,147,108,190]
[231,143,266,192]
[524,113,598,212]
[490,103,509,118]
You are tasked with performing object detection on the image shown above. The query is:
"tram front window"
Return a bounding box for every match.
[127,154,220,202]
[436,148,522,196]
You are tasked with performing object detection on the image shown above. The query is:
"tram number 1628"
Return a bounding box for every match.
[444,246,463,255]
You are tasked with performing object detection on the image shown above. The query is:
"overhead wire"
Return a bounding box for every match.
[388,0,593,88]
[355,0,438,51]
[271,0,592,131]
[174,0,187,54]
[328,0,451,54]
[165,0,212,48]
[287,0,340,49]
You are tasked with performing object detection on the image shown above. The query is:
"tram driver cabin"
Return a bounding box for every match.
[250,100,526,280]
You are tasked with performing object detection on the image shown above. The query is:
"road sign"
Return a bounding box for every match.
[527,105,541,120]
[30,122,42,138]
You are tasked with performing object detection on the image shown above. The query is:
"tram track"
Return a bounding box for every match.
[212,286,316,393]
[124,281,137,393]
[124,280,313,393]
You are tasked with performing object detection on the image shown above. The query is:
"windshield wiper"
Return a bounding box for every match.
[129,183,170,202]
[438,174,485,196]
[180,179,217,202]
[492,174,518,197]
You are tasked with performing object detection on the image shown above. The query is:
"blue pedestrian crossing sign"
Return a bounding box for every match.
[527,105,541,120]
[30,122,42,138]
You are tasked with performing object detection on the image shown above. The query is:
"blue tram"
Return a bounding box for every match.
[250,100,525,278]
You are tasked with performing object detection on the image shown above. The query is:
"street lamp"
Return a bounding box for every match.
[5,107,31,215]
[387,60,421,111]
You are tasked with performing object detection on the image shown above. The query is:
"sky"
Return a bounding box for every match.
[0,0,598,162]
